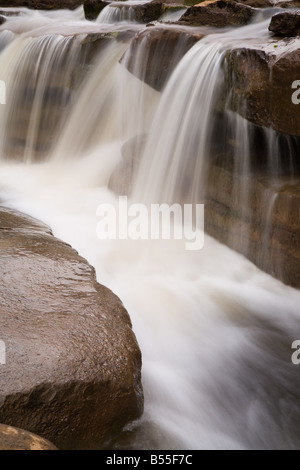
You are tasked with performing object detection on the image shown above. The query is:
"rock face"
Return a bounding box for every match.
[0,0,82,8]
[0,206,143,450]
[120,26,203,91]
[204,162,300,289]
[178,0,256,27]
[226,44,300,137]
[0,424,57,450]
[84,0,109,20]
[269,11,300,37]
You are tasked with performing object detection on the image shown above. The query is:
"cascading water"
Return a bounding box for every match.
[97,3,138,24]
[0,6,299,450]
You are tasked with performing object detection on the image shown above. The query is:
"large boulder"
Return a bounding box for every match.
[177,0,256,27]
[120,26,203,91]
[0,424,57,450]
[0,0,82,8]
[269,11,300,36]
[0,206,143,450]
[225,43,300,137]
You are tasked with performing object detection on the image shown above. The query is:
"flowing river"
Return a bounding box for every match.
[0,4,299,450]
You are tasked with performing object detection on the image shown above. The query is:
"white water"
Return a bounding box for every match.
[0,7,300,450]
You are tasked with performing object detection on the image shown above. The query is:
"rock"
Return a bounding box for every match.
[277,0,300,8]
[225,43,300,137]
[232,0,274,7]
[83,0,109,20]
[0,14,5,24]
[0,0,83,9]
[0,424,57,450]
[84,0,176,23]
[0,206,143,450]
[131,0,165,23]
[109,134,148,195]
[120,26,203,91]
[204,162,300,288]
[269,11,300,36]
[177,0,256,27]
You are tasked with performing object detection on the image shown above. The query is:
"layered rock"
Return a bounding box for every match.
[0,424,57,450]
[204,162,300,288]
[120,26,203,91]
[0,206,143,450]
[177,0,256,27]
[225,43,300,138]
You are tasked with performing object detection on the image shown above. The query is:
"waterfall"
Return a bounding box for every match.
[97,4,138,24]
[132,40,225,204]
[0,7,299,450]
[0,33,83,162]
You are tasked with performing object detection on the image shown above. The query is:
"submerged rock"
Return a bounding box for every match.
[269,11,300,36]
[0,207,143,450]
[0,424,57,450]
[109,134,148,195]
[177,0,256,27]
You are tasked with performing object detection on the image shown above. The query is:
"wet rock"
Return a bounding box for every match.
[83,0,109,20]
[0,206,143,450]
[84,0,177,23]
[226,43,300,137]
[0,14,5,24]
[269,11,300,36]
[0,424,57,450]
[0,0,83,9]
[132,0,165,23]
[205,162,300,288]
[177,0,256,27]
[109,134,148,195]
[120,26,203,91]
